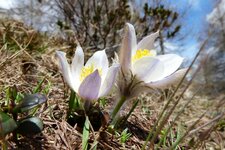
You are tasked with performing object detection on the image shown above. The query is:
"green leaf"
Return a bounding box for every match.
[8,85,18,100]
[90,140,98,150]
[0,111,17,136]
[99,98,107,108]
[33,78,45,93]
[13,93,47,113]
[5,86,18,106]
[43,79,51,95]
[69,90,76,112]
[82,116,90,150]
[68,90,80,113]
[16,117,43,136]
[120,128,132,143]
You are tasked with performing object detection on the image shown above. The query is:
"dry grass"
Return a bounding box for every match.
[0,19,224,150]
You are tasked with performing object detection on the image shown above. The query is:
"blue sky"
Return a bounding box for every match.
[183,0,213,36]
[173,0,214,60]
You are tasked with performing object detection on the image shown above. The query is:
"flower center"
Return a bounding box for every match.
[132,49,156,62]
[80,64,102,81]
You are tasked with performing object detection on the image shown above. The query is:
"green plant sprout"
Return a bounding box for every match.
[159,123,184,149]
[115,128,132,144]
[99,98,107,108]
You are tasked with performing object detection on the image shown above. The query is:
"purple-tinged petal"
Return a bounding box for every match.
[146,68,187,89]
[119,23,137,73]
[132,57,164,82]
[98,64,120,97]
[78,70,101,100]
[56,51,74,90]
[137,31,159,51]
[156,54,183,78]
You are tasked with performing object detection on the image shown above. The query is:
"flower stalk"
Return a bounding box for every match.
[110,96,126,125]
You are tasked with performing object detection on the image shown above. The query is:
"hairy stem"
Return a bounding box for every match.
[110,96,126,125]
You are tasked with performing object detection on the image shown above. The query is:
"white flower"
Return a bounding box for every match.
[56,46,119,101]
[118,23,187,97]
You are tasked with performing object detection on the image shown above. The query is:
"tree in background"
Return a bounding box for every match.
[55,0,131,51]
[139,3,181,54]
[202,0,225,94]
[55,0,182,55]
[128,0,182,54]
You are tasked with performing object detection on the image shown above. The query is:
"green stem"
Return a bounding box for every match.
[68,90,76,113]
[110,96,126,125]
[114,99,139,128]
[123,99,139,123]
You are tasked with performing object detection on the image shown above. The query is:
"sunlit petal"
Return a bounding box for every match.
[156,54,183,78]
[132,57,165,82]
[119,23,137,72]
[86,50,108,78]
[98,64,120,97]
[78,70,101,100]
[146,68,187,89]
[71,46,84,91]
[56,51,75,90]
[137,31,159,51]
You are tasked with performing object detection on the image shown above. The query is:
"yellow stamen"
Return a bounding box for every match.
[132,49,156,62]
[80,64,102,81]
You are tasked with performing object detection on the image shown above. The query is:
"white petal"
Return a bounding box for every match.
[132,57,165,82]
[86,50,109,78]
[146,69,187,89]
[56,51,75,91]
[71,46,84,91]
[156,54,183,78]
[98,64,120,97]
[137,31,159,51]
[119,23,137,72]
[78,70,101,100]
